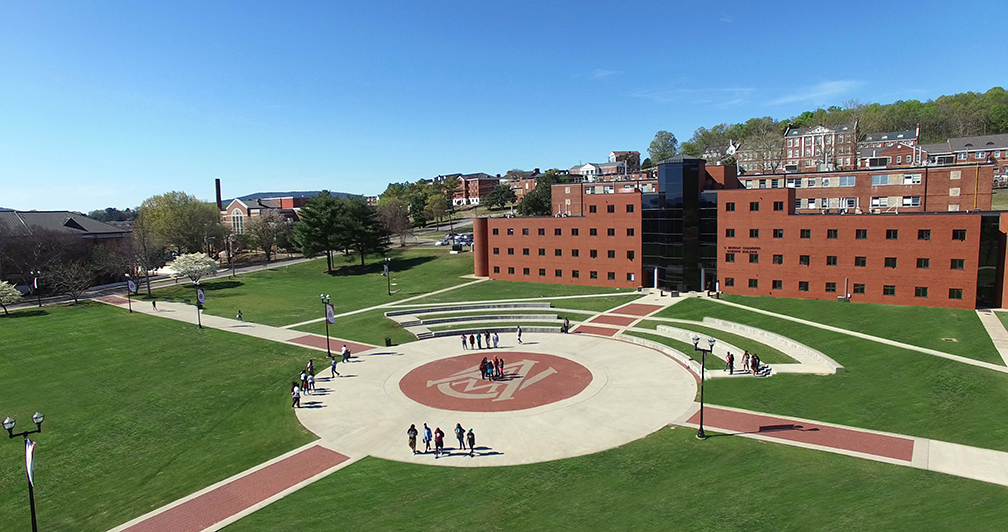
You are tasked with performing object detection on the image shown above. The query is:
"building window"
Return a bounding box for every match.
[555,249,562,257]
[725,277,734,287]
[572,249,579,257]
[917,258,929,269]
[231,211,244,234]
[748,278,758,288]
[773,201,784,211]
[520,228,528,236]
[725,253,735,263]
[539,268,546,276]
[750,229,759,238]
[799,255,810,266]
[856,229,867,240]
[853,283,865,294]
[725,202,735,212]
[537,228,545,236]
[607,228,615,236]
[589,205,597,213]
[507,228,514,235]
[798,281,809,292]
[626,228,634,236]
[492,228,499,235]
[571,228,579,236]
[915,286,928,298]
[872,174,890,186]
[855,256,866,267]
[883,285,896,296]
[627,250,635,261]
[590,250,598,258]
[508,267,515,274]
[726,228,736,238]
[493,266,500,274]
[523,268,530,276]
[626,204,635,213]
[800,229,811,239]
[839,176,856,187]
[903,196,921,207]
[826,282,837,293]
[827,229,838,239]
[951,259,965,270]
[750,201,759,212]
[918,229,930,241]
[772,280,782,290]
[590,228,598,236]
[826,256,837,266]
[773,254,783,264]
[493,247,500,255]
[749,254,759,264]
[949,288,963,300]
[952,229,966,241]
[605,205,615,213]
[523,248,531,256]
[795,199,802,209]
[771,229,783,239]
[508,248,514,255]
[627,273,635,282]
[607,250,616,259]
[606,271,615,280]
[885,257,897,268]
[886,229,898,240]
[538,248,545,256]
[555,269,562,277]
[903,173,922,184]
[554,228,562,236]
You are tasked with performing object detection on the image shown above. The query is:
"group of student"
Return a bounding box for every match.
[407,423,476,457]
[290,347,352,408]
[723,350,768,376]
[480,356,506,380]
[461,331,499,350]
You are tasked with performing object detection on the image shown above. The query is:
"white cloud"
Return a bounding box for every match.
[770,80,865,105]
[632,87,754,108]
[590,69,619,79]
[719,16,733,23]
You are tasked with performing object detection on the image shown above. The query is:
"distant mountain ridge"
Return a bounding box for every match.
[223,190,357,204]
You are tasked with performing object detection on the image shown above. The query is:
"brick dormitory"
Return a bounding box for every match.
[473,155,1007,309]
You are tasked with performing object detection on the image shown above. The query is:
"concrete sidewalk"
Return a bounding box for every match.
[976,309,1008,366]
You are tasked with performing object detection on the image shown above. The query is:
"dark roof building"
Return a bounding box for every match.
[0,210,128,239]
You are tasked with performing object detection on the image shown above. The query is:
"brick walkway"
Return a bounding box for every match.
[287,334,376,355]
[117,445,349,532]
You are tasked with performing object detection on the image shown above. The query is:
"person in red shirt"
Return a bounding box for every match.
[433,427,445,457]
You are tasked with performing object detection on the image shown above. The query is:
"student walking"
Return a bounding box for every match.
[469,334,476,350]
[741,351,750,374]
[331,357,340,377]
[455,423,466,450]
[492,332,499,348]
[461,334,468,350]
[467,428,476,456]
[152,300,157,311]
[407,424,419,454]
[291,382,301,408]
[434,427,445,457]
[499,356,505,377]
[423,424,432,453]
[726,352,734,375]
[484,331,490,349]
[236,310,243,321]
[300,371,308,392]
[476,333,482,349]
[307,359,314,376]
[517,325,523,344]
[341,345,350,363]
[307,373,315,393]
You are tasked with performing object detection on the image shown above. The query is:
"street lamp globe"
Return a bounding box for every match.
[691,335,700,348]
[2,417,14,431]
[708,337,716,349]
[31,413,44,426]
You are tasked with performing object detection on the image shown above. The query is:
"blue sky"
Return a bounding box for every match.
[1,1,1003,212]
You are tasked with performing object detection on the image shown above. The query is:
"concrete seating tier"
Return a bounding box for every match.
[384,302,552,318]
[617,333,701,375]
[699,317,842,373]
[420,314,558,326]
[429,326,561,338]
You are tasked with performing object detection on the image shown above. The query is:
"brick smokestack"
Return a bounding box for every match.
[215,179,223,210]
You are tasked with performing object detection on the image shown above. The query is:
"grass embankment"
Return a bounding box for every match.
[408,279,633,305]
[429,322,562,332]
[152,247,475,327]
[635,320,794,364]
[719,294,1002,365]
[226,428,1008,531]
[623,331,723,369]
[0,303,315,532]
[657,298,1008,451]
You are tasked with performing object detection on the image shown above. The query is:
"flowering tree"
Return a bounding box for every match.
[0,281,21,315]
[171,253,218,284]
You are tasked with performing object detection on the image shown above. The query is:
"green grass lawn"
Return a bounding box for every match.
[0,303,315,532]
[714,294,1002,365]
[992,188,1008,210]
[636,320,794,364]
[549,293,642,312]
[429,321,562,332]
[225,428,1008,532]
[659,298,1008,451]
[623,331,723,369]
[151,247,475,327]
[421,310,595,321]
[406,279,632,305]
[295,309,419,347]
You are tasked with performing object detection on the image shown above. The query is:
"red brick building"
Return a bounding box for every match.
[473,187,643,288]
[716,187,1006,309]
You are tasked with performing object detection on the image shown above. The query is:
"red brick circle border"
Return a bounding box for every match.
[399,352,593,412]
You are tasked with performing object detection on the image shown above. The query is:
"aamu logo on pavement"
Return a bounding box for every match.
[399,352,593,412]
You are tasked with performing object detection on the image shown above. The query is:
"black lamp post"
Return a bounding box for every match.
[4,412,45,532]
[125,273,133,313]
[692,335,716,440]
[320,294,332,358]
[195,282,204,329]
[384,258,391,296]
[30,270,41,308]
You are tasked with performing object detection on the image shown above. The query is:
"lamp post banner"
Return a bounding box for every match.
[383,263,389,277]
[127,280,137,294]
[326,303,335,324]
[25,439,35,487]
[197,289,206,305]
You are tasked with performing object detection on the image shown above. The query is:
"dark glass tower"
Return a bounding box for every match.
[641,155,719,291]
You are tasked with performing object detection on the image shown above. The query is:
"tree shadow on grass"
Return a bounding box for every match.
[1,309,49,319]
[200,280,244,291]
[326,256,437,277]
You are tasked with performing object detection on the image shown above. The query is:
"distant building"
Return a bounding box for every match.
[437,173,501,206]
[220,191,355,234]
[783,123,859,173]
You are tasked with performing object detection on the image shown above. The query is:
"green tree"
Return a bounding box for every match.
[377,199,413,246]
[440,175,463,205]
[0,280,21,315]
[245,210,289,261]
[484,184,518,209]
[517,169,566,216]
[139,191,226,254]
[292,192,343,272]
[45,261,93,304]
[648,130,679,163]
[132,207,167,296]
[424,194,449,230]
[170,253,218,284]
[339,196,389,266]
